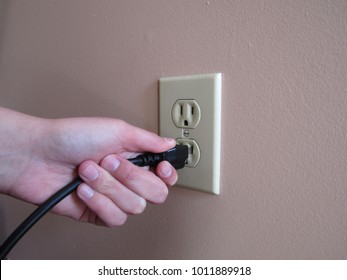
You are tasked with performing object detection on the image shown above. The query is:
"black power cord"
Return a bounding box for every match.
[0,145,188,259]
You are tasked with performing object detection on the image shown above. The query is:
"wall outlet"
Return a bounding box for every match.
[159,73,222,195]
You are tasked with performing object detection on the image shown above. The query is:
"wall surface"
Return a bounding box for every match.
[1,0,346,259]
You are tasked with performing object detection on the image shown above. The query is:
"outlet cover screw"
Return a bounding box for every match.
[183,130,189,137]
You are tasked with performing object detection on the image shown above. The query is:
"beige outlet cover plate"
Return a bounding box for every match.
[159,73,222,194]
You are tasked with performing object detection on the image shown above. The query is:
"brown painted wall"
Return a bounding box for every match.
[1,0,346,259]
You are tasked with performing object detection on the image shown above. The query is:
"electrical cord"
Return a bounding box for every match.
[0,145,188,260]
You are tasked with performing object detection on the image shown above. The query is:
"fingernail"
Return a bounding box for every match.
[164,137,176,145]
[160,162,172,178]
[81,164,99,181]
[79,184,94,199]
[102,155,120,172]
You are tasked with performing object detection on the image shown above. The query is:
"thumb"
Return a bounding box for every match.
[119,121,176,153]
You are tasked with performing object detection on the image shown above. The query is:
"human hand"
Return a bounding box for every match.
[0,108,177,227]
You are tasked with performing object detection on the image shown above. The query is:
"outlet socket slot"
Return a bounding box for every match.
[172,99,201,128]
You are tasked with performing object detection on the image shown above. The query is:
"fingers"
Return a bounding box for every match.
[100,155,170,203]
[77,183,128,227]
[118,121,176,153]
[77,156,177,227]
[156,161,178,187]
[74,120,178,228]
[77,160,146,226]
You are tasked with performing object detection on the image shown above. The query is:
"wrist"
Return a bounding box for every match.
[0,108,46,194]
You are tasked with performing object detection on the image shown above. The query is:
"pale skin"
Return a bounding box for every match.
[0,107,177,227]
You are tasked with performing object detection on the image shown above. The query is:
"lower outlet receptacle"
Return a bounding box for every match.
[176,138,200,168]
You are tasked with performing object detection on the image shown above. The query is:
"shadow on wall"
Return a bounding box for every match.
[0,0,10,239]
[0,201,6,242]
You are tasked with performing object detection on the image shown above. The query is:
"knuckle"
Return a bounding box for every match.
[114,119,130,137]
[89,176,115,195]
[122,165,138,183]
[112,118,127,129]
[95,179,113,194]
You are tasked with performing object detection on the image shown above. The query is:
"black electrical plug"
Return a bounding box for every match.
[129,145,189,169]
